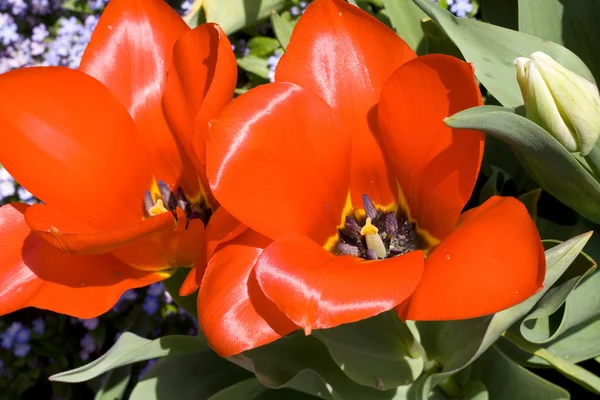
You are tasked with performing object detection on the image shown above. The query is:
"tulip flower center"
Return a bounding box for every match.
[144,179,212,228]
[335,194,420,260]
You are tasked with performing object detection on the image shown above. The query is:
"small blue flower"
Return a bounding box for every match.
[79,350,90,361]
[32,318,45,335]
[267,51,282,83]
[180,0,193,14]
[14,327,30,344]
[5,321,23,337]
[147,282,164,297]
[142,295,160,315]
[31,0,51,15]
[1,334,13,350]
[80,333,96,353]
[447,0,473,18]
[13,343,30,357]
[87,0,108,11]
[32,24,49,42]
[122,289,138,301]
[58,16,82,37]
[290,6,301,16]
[163,291,173,304]
[81,317,100,331]
[8,0,27,15]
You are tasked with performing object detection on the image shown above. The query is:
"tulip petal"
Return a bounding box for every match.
[0,67,153,229]
[25,204,175,255]
[179,266,199,296]
[0,203,170,318]
[396,196,545,321]
[205,206,247,260]
[378,54,484,240]
[276,0,416,206]
[79,0,200,197]
[199,231,297,357]
[111,212,205,271]
[181,207,247,297]
[206,82,350,246]
[164,23,236,164]
[255,234,424,334]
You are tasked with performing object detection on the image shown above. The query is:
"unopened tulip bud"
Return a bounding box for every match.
[514,52,600,156]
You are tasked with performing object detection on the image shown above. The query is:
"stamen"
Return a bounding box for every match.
[362,193,377,219]
[345,216,362,235]
[361,218,386,259]
[149,199,169,216]
[385,213,398,234]
[365,249,377,260]
[333,196,419,260]
[176,188,192,217]
[157,180,177,212]
[144,190,155,215]
[337,243,359,256]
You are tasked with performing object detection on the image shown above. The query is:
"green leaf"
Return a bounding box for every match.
[518,243,597,344]
[230,332,418,399]
[314,312,423,390]
[420,18,462,59]
[381,0,426,52]
[412,233,592,398]
[202,0,287,35]
[518,0,600,81]
[130,351,254,400]
[445,106,600,224]
[517,189,541,222]
[184,0,205,28]
[209,379,267,400]
[237,55,271,80]
[469,346,570,399]
[271,11,293,51]
[478,166,506,203]
[255,388,322,400]
[163,268,198,318]
[50,333,206,383]
[248,37,281,57]
[504,331,600,395]
[412,0,595,107]
[94,366,131,400]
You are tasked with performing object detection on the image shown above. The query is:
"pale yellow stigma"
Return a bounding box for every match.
[149,199,169,216]
[360,217,378,235]
[360,218,386,259]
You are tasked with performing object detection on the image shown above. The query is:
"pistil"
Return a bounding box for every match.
[335,193,419,260]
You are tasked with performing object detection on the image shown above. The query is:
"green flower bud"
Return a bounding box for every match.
[514,52,600,156]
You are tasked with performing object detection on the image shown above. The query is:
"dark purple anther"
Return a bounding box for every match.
[144,190,154,214]
[176,188,192,216]
[157,180,177,211]
[338,243,359,256]
[345,216,362,234]
[385,213,398,234]
[365,249,378,260]
[362,193,377,219]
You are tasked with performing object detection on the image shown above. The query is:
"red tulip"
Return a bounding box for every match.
[0,0,236,318]
[200,0,545,356]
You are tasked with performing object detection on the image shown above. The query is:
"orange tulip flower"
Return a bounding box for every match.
[200,0,546,356]
[0,0,236,318]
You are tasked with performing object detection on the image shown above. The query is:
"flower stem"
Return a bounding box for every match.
[438,376,462,398]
